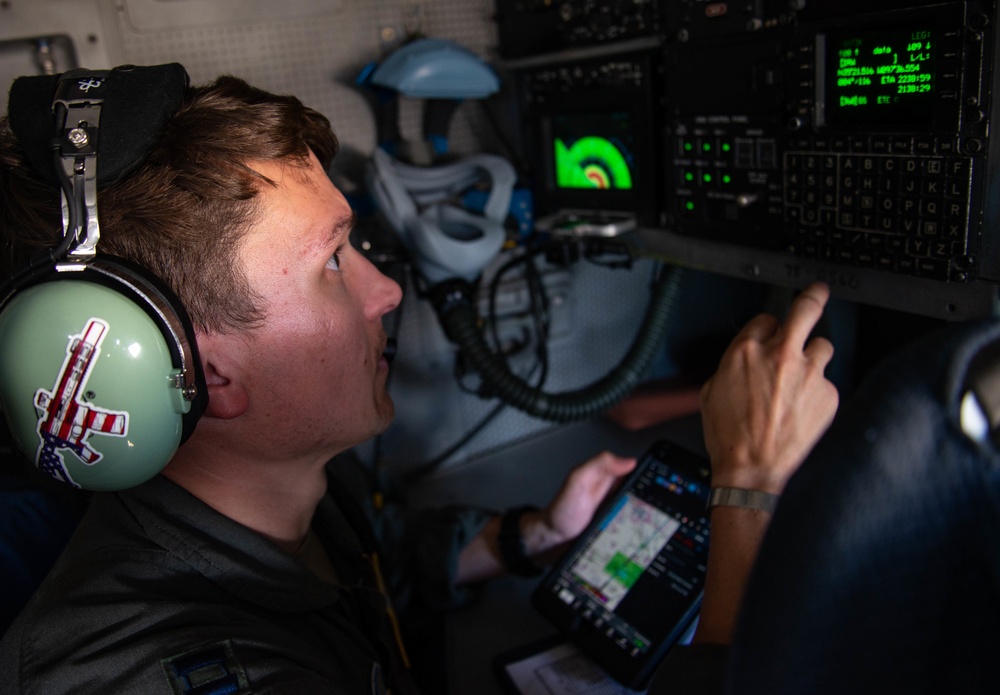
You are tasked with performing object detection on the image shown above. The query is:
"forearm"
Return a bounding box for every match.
[455,508,563,585]
[693,506,772,644]
[455,514,503,585]
[455,452,637,585]
[691,284,838,642]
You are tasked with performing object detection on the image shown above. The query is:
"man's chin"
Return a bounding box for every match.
[374,398,395,435]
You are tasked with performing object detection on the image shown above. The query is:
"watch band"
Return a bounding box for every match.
[498,505,544,577]
[707,486,779,513]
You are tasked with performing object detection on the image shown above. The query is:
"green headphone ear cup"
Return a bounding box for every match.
[0,281,192,490]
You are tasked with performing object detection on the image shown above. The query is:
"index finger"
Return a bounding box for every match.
[778,283,830,349]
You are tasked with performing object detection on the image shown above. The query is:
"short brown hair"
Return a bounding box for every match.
[0,75,338,333]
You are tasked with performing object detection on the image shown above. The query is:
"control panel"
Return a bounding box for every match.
[497,0,1000,318]
[494,0,668,59]
[666,2,992,286]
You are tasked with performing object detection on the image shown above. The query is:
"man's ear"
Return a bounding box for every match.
[195,331,249,420]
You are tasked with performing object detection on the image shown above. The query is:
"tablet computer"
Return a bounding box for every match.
[531,440,711,689]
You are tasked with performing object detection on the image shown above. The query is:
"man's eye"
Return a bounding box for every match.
[326,251,341,271]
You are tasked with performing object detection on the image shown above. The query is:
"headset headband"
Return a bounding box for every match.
[8,63,190,189]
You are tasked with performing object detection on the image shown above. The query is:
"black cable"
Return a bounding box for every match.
[50,103,81,258]
[404,250,555,482]
[519,249,550,394]
[1,111,82,301]
[486,245,551,367]
[431,262,684,423]
[476,99,529,179]
[400,400,507,484]
[401,354,549,484]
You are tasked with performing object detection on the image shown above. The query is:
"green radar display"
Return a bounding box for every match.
[555,135,634,190]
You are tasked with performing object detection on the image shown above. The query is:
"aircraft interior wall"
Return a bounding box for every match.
[2,0,994,476]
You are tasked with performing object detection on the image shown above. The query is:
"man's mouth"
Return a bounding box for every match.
[382,337,397,364]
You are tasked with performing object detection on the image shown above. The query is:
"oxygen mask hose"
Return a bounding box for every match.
[428,265,684,423]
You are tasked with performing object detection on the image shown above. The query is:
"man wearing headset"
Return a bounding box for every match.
[0,69,837,693]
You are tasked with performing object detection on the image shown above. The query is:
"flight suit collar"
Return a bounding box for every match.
[118,474,350,611]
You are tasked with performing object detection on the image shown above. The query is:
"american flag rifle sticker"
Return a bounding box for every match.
[33,318,130,487]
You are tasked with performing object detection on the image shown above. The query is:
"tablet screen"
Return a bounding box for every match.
[531,440,711,688]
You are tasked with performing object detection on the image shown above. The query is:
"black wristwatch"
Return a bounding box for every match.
[498,505,544,577]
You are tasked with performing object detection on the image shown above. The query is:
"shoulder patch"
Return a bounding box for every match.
[161,640,250,695]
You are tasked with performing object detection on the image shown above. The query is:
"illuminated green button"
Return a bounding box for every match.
[685,201,695,211]
[722,174,732,184]
[684,171,694,182]
[702,173,712,183]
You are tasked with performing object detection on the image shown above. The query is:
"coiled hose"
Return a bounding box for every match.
[428,264,684,423]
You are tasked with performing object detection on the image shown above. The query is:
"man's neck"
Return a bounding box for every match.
[163,448,329,554]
